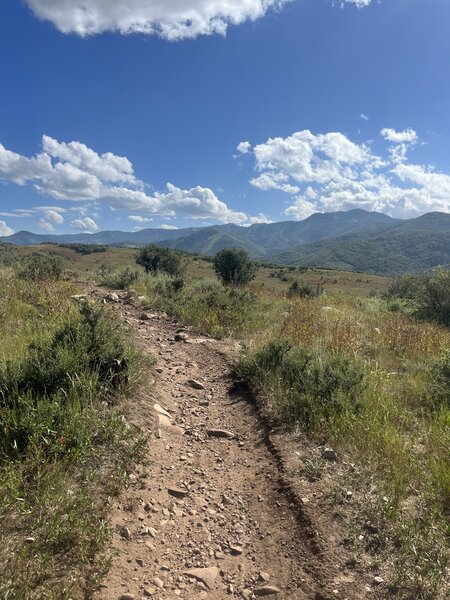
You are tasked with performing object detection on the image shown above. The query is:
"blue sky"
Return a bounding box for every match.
[1,0,450,235]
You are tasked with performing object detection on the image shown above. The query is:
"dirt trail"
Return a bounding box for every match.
[93,291,363,600]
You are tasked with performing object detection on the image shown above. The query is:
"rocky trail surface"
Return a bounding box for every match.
[92,289,367,600]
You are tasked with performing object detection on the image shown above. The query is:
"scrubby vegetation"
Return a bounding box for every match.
[133,272,284,339]
[213,248,257,286]
[18,253,65,281]
[384,270,450,326]
[100,249,449,599]
[58,243,108,255]
[136,243,182,276]
[0,261,146,598]
[1,241,448,599]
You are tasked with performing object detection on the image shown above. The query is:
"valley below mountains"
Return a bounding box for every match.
[2,209,449,275]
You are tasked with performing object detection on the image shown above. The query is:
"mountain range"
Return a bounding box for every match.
[1,209,449,275]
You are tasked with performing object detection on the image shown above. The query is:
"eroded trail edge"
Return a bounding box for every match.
[94,290,362,600]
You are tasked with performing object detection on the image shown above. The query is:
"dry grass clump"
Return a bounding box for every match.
[243,293,450,599]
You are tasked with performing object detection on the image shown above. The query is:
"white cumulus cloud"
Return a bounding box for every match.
[0,143,52,185]
[71,217,99,232]
[237,141,252,155]
[242,128,450,218]
[0,136,261,225]
[247,130,372,189]
[380,128,418,144]
[149,183,249,223]
[26,0,288,40]
[0,220,14,236]
[38,208,65,232]
[42,136,139,186]
[158,224,179,230]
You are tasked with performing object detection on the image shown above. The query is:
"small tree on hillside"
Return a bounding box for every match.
[213,248,257,286]
[136,244,182,276]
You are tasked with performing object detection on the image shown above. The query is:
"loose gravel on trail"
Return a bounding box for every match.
[94,291,366,600]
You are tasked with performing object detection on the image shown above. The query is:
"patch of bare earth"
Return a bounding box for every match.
[92,290,373,600]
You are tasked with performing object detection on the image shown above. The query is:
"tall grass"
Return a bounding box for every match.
[129,271,288,340]
[0,266,147,598]
[241,295,450,599]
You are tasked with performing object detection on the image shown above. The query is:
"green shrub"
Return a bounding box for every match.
[18,253,64,281]
[385,273,426,300]
[136,244,182,276]
[288,280,323,298]
[60,243,107,255]
[0,244,15,266]
[429,350,450,409]
[385,271,450,326]
[213,248,257,286]
[240,340,366,426]
[416,271,450,326]
[167,276,185,294]
[101,266,141,289]
[0,302,129,454]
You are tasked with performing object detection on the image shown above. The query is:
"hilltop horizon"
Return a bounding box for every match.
[4,206,448,238]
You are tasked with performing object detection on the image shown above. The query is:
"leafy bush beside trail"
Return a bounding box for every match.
[0,303,130,455]
[0,270,147,598]
[130,273,285,339]
[239,340,366,426]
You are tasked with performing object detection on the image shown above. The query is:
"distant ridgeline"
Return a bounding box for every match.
[1,209,449,276]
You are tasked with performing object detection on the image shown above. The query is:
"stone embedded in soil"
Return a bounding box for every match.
[207,429,235,439]
[229,545,244,555]
[120,527,132,540]
[158,414,172,428]
[373,576,384,586]
[168,487,189,499]
[254,585,281,596]
[119,594,135,600]
[259,572,271,582]
[322,447,337,460]
[187,379,205,390]
[153,577,164,588]
[105,293,119,302]
[184,566,220,589]
[174,333,189,342]
[154,404,172,418]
